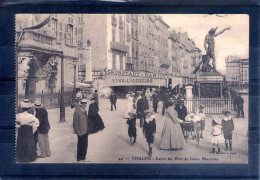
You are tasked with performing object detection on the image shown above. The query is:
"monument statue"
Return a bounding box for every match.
[193,26,231,74]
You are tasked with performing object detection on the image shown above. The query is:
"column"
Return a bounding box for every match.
[85,40,92,82]
[185,85,193,113]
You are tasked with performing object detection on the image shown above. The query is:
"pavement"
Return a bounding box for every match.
[34,95,248,164]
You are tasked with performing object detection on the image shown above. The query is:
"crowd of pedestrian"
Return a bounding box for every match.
[16,85,245,162]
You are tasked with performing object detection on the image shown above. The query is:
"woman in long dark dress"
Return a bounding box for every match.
[16,101,39,162]
[88,98,105,134]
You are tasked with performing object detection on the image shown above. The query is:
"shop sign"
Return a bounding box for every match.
[105,75,167,87]
[105,69,167,79]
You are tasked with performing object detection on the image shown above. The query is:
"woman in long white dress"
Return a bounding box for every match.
[124,93,134,119]
[160,99,186,150]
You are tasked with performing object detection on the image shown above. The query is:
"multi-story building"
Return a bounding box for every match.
[138,14,149,72]
[130,14,138,71]
[225,57,249,86]
[154,15,170,76]
[16,14,78,103]
[77,14,169,94]
[168,30,202,87]
[148,15,156,72]
[240,59,249,84]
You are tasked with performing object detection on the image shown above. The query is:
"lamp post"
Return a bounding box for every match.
[60,51,65,122]
[73,59,77,91]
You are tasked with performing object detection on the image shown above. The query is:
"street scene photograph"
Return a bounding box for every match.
[15,14,249,164]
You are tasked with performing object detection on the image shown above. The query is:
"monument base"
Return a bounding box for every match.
[197,72,223,98]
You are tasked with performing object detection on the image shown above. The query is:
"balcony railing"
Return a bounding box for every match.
[110,41,129,53]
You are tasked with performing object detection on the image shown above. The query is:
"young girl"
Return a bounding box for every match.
[143,110,156,157]
[210,116,225,154]
[221,109,234,151]
[127,111,137,146]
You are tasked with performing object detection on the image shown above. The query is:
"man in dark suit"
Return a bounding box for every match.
[110,91,117,111]
[73,99,89,162]
[236,94,244,118]
[152,91,159,113]
[137,93,149,128]
[34,101,51,158]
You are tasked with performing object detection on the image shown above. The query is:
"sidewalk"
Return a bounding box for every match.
[34,98,248,164]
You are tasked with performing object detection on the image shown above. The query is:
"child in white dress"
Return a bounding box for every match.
[210,116,225,154]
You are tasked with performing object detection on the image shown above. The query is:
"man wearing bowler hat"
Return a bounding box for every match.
[34,100,51,158]
[204,26,231,71]
[73,99,89,162]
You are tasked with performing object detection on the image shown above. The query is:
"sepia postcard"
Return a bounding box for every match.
[15,14,249,164]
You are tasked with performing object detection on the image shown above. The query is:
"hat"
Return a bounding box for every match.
[75,92,82,100]
[34,100,43,108]
[178,98,184,103]
[169,97,178,104]
[20,99,32,109]
[128,111,136,116]
[144,109,155,115]
[222,109,231,115]
[209,27,217,33]
[199,104,205,109]
[189,113,195,118]
[212,115,221,125]
[79,99,88,105]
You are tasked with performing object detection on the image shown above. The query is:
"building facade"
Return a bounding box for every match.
[168,30,202,88]
[16,14,78,103]
[225,57,249,86]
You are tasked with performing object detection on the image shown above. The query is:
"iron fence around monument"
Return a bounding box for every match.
[185,97,235,114]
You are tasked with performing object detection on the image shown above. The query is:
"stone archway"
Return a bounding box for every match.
[18,52,58,102]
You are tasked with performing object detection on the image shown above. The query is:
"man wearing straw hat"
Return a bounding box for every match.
[73,99,89,162]
[34,100,51,158]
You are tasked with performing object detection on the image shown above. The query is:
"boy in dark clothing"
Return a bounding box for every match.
[222,109,235,152]
[127,111,137,146]
[143,110,156,157]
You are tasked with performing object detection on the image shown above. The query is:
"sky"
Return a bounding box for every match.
[161,14,249,74]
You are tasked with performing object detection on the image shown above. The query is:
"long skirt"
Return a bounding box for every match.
[160,118,186,150]
[16,125,37,162]
[88,112,105,134]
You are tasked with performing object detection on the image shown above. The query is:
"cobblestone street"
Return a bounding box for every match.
[33,95,248,164]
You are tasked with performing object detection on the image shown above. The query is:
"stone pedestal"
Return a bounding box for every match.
[197,72,223,98]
